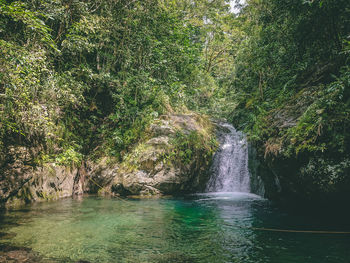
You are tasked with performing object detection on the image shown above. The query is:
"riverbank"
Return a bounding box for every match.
[0,113,217,207]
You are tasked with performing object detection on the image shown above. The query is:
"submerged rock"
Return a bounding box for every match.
[0,245,45,263]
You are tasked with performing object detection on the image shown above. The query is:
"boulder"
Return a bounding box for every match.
[112,113,217,196]
[3,163,86,206]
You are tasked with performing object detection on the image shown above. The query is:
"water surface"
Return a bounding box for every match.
[1,193,350,263]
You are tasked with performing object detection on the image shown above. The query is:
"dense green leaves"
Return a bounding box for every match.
[2,0,348,174]
[227,0,350,159]
[0,0,232,164]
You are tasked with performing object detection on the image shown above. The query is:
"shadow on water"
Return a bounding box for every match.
[0,194,350,263]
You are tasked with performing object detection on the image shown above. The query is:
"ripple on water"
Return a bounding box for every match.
[0,196,350,263]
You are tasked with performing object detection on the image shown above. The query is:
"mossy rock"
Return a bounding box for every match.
[112,113,218,196]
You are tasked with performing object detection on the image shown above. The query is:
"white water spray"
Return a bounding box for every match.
[206,123,250,193]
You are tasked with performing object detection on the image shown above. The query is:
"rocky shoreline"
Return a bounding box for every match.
[0,113,217,207]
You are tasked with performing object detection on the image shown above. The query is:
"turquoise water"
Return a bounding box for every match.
[1,193,350,263]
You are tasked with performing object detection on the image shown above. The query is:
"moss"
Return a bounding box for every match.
[165,130,217,166]
[39,191,60,201]
[97,188,109,196]
[120,143,154,173]
[5,198,26,208]
[115,113,218,194]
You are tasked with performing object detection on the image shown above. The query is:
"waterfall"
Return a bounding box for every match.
[206,123,250,193]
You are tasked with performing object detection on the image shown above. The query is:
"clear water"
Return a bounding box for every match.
[1,194,350,263]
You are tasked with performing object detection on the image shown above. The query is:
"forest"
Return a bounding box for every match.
[1,0,350,262]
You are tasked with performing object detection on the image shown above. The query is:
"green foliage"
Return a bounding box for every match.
[0,0,57,49]
[1,0,228,167]
[55,144,83,167]
[227,0,350,160]
[166,130,218,166]
[2,0,349,173]
[2,0,350,200]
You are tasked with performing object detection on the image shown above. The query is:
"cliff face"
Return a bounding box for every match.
[0,113,217,206]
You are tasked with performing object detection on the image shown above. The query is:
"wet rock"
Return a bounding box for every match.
[85,157,119,194]
[111,183,132,196]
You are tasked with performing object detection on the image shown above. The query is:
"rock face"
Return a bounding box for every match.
[0,146,86,206]
[112,113,217,196]
[84,157,119,195]
[1,163,86,206]
[0,113,217,205]
[259,155,350,204]
[248,140,350,204]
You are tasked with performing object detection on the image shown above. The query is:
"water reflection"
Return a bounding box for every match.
[0,194,350,263]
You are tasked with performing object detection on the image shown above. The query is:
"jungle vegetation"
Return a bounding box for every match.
[1,0,349,189]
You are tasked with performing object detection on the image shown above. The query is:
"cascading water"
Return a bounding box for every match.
[206,123,250,193]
